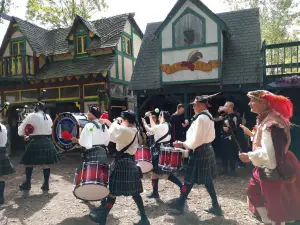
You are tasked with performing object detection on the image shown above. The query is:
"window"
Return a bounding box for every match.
[84,84,106,97]
[43,88,59,100]
[76,35,88,54]
[5,92,19,102]
[11,41,25,56]
[60,86,79,99]
[21,90,38,101]
[173,12,205,47]
[123,36,132,56]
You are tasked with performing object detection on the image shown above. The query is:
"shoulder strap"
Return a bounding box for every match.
[194,112,213,121]
[119,132,137,155]
[155,123,171,144]
[88,120,100,129]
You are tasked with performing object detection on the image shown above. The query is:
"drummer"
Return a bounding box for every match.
[89,110,150,225]
[142,111,183,199]
[146,112,159,147]
[71,107,110,164]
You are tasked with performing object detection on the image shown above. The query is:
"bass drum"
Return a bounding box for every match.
[52,112,87,152]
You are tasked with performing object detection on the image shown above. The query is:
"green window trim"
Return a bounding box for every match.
[172,7,206,48]
[122,35,132,56]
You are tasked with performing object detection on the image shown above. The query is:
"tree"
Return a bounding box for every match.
[0,0,13,23]
[26,0,108,29]
[222,0,300,44]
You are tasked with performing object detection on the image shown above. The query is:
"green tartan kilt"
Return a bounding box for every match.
[20,135,60,165]
[0,147,16,176]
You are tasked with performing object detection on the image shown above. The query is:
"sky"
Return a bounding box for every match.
[0,0,230,44]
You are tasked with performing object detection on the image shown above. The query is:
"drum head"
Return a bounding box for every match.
[137,161,153,173]
[73,184,110,201]
[52,112,80,152]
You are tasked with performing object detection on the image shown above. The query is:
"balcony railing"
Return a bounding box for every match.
[0,55,35,77]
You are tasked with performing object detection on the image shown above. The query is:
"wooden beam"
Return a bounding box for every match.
[138,94,153,111]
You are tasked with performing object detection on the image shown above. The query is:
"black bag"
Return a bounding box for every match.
[258,167,281,181]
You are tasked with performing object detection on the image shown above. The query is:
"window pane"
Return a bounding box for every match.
[110,83,124,97]
[5,92,19,102]
[83,36,88,52]
[77,37,82,53]
[44,88,59,100]
[84,84,106,97]
[12,43,18,55]
[60,86,79,98]
[19,42,25,55]
[21,90,38,101]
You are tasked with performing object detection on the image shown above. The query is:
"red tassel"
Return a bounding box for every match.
[105,203,113,209]
[181,186,187,193]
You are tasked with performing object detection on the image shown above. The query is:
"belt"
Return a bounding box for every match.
[84,145,107,153]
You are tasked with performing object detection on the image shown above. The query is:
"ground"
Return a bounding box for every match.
[0,154,298,225]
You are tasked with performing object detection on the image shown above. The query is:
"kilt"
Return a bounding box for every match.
[83,146,107,164]
[20,135,60,165]
[185,143,217,185]
[109,154,143,196]
[151,142,170,174]
[0,147,16,176]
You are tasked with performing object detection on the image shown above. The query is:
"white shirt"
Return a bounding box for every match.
[0,123,7,147]
[144,123,171,143]
[79,120,110,149]
[18,111,52,136]
[184,110,215,150]
[108,121,138,155]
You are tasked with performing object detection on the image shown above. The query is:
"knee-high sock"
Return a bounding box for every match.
[0,181,4,201]
[179,182,194,205]
[256,207,272,224]
[168,174,183,188]
[105,196,116,211]
[25,167,33,183]
[204,180,219,207]
[151,178,159,194]
[133,194,147,219]
[100,198,106,207]
[43,168,50,184]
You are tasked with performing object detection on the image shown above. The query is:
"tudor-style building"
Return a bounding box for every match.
[0,13,143,153]
[130,0,263,122]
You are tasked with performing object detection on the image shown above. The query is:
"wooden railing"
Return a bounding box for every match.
[263,41,300,77]
[0,55,35,77]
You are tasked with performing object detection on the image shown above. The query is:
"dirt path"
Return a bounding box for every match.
[0,154,290,225]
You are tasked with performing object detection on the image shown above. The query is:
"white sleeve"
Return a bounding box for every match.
[183,116,207,150]
[1,127,7,146]
[103,126,110,146]
[18,114,32,136]
[108,121,124,143]
[248,127,277,169]
[79,123,93,149]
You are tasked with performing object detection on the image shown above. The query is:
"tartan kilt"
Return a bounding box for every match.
[109,156,143,196]
[151,143,170,174]
[185,143,217,185]
[20,135,60,165]
[0,147,16,176]
[83,146,107,164]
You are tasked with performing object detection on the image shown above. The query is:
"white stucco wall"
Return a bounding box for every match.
[161,46,219,82]
[133,33,142,58]
[124,21,131,34]
[161,0,218,49]
[124,57,133,81]
[110,62,116,78]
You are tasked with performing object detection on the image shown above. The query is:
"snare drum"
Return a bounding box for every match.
[135,146,153,173]
[159,146,183,172]
[73,162,109,201]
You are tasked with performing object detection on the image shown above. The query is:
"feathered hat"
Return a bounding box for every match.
[247,90,293,120]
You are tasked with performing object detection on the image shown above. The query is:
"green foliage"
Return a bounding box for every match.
[0,0,12,23]
[223,0,300,44]
[26,0,108,28]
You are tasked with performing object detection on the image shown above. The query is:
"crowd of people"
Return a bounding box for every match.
[0,90,300,225]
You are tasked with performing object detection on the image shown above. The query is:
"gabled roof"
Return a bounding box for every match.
[0,13,143,57]
[130,8,262,91]
[154,0,229,37]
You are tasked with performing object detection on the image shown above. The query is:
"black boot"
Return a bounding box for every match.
[41,168,50,191]
[89,196,115,224]
[147,178,159,199]
[133,194,150,225]
[0,181,5,205]
[168,183,194,214]
[19,167,33,191]
[204,181,222,216]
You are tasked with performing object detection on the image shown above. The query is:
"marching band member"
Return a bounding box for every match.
[72,107,109,164]
[89,110,150,225]
[0,114,15,204]
[239,90,300,225]
[142,111,183,199]
[18,102,60,191]
[171,95,221,215]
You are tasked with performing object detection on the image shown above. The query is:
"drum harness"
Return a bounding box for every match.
[82,120,109,160]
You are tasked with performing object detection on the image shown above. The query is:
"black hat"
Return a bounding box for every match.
[190,93,221,107]
[89,106,101,118]
[159,111,170,122]
[35,102,45,111]
[121,110,136,124]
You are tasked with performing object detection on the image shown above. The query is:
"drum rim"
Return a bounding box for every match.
[73,184,110,202]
